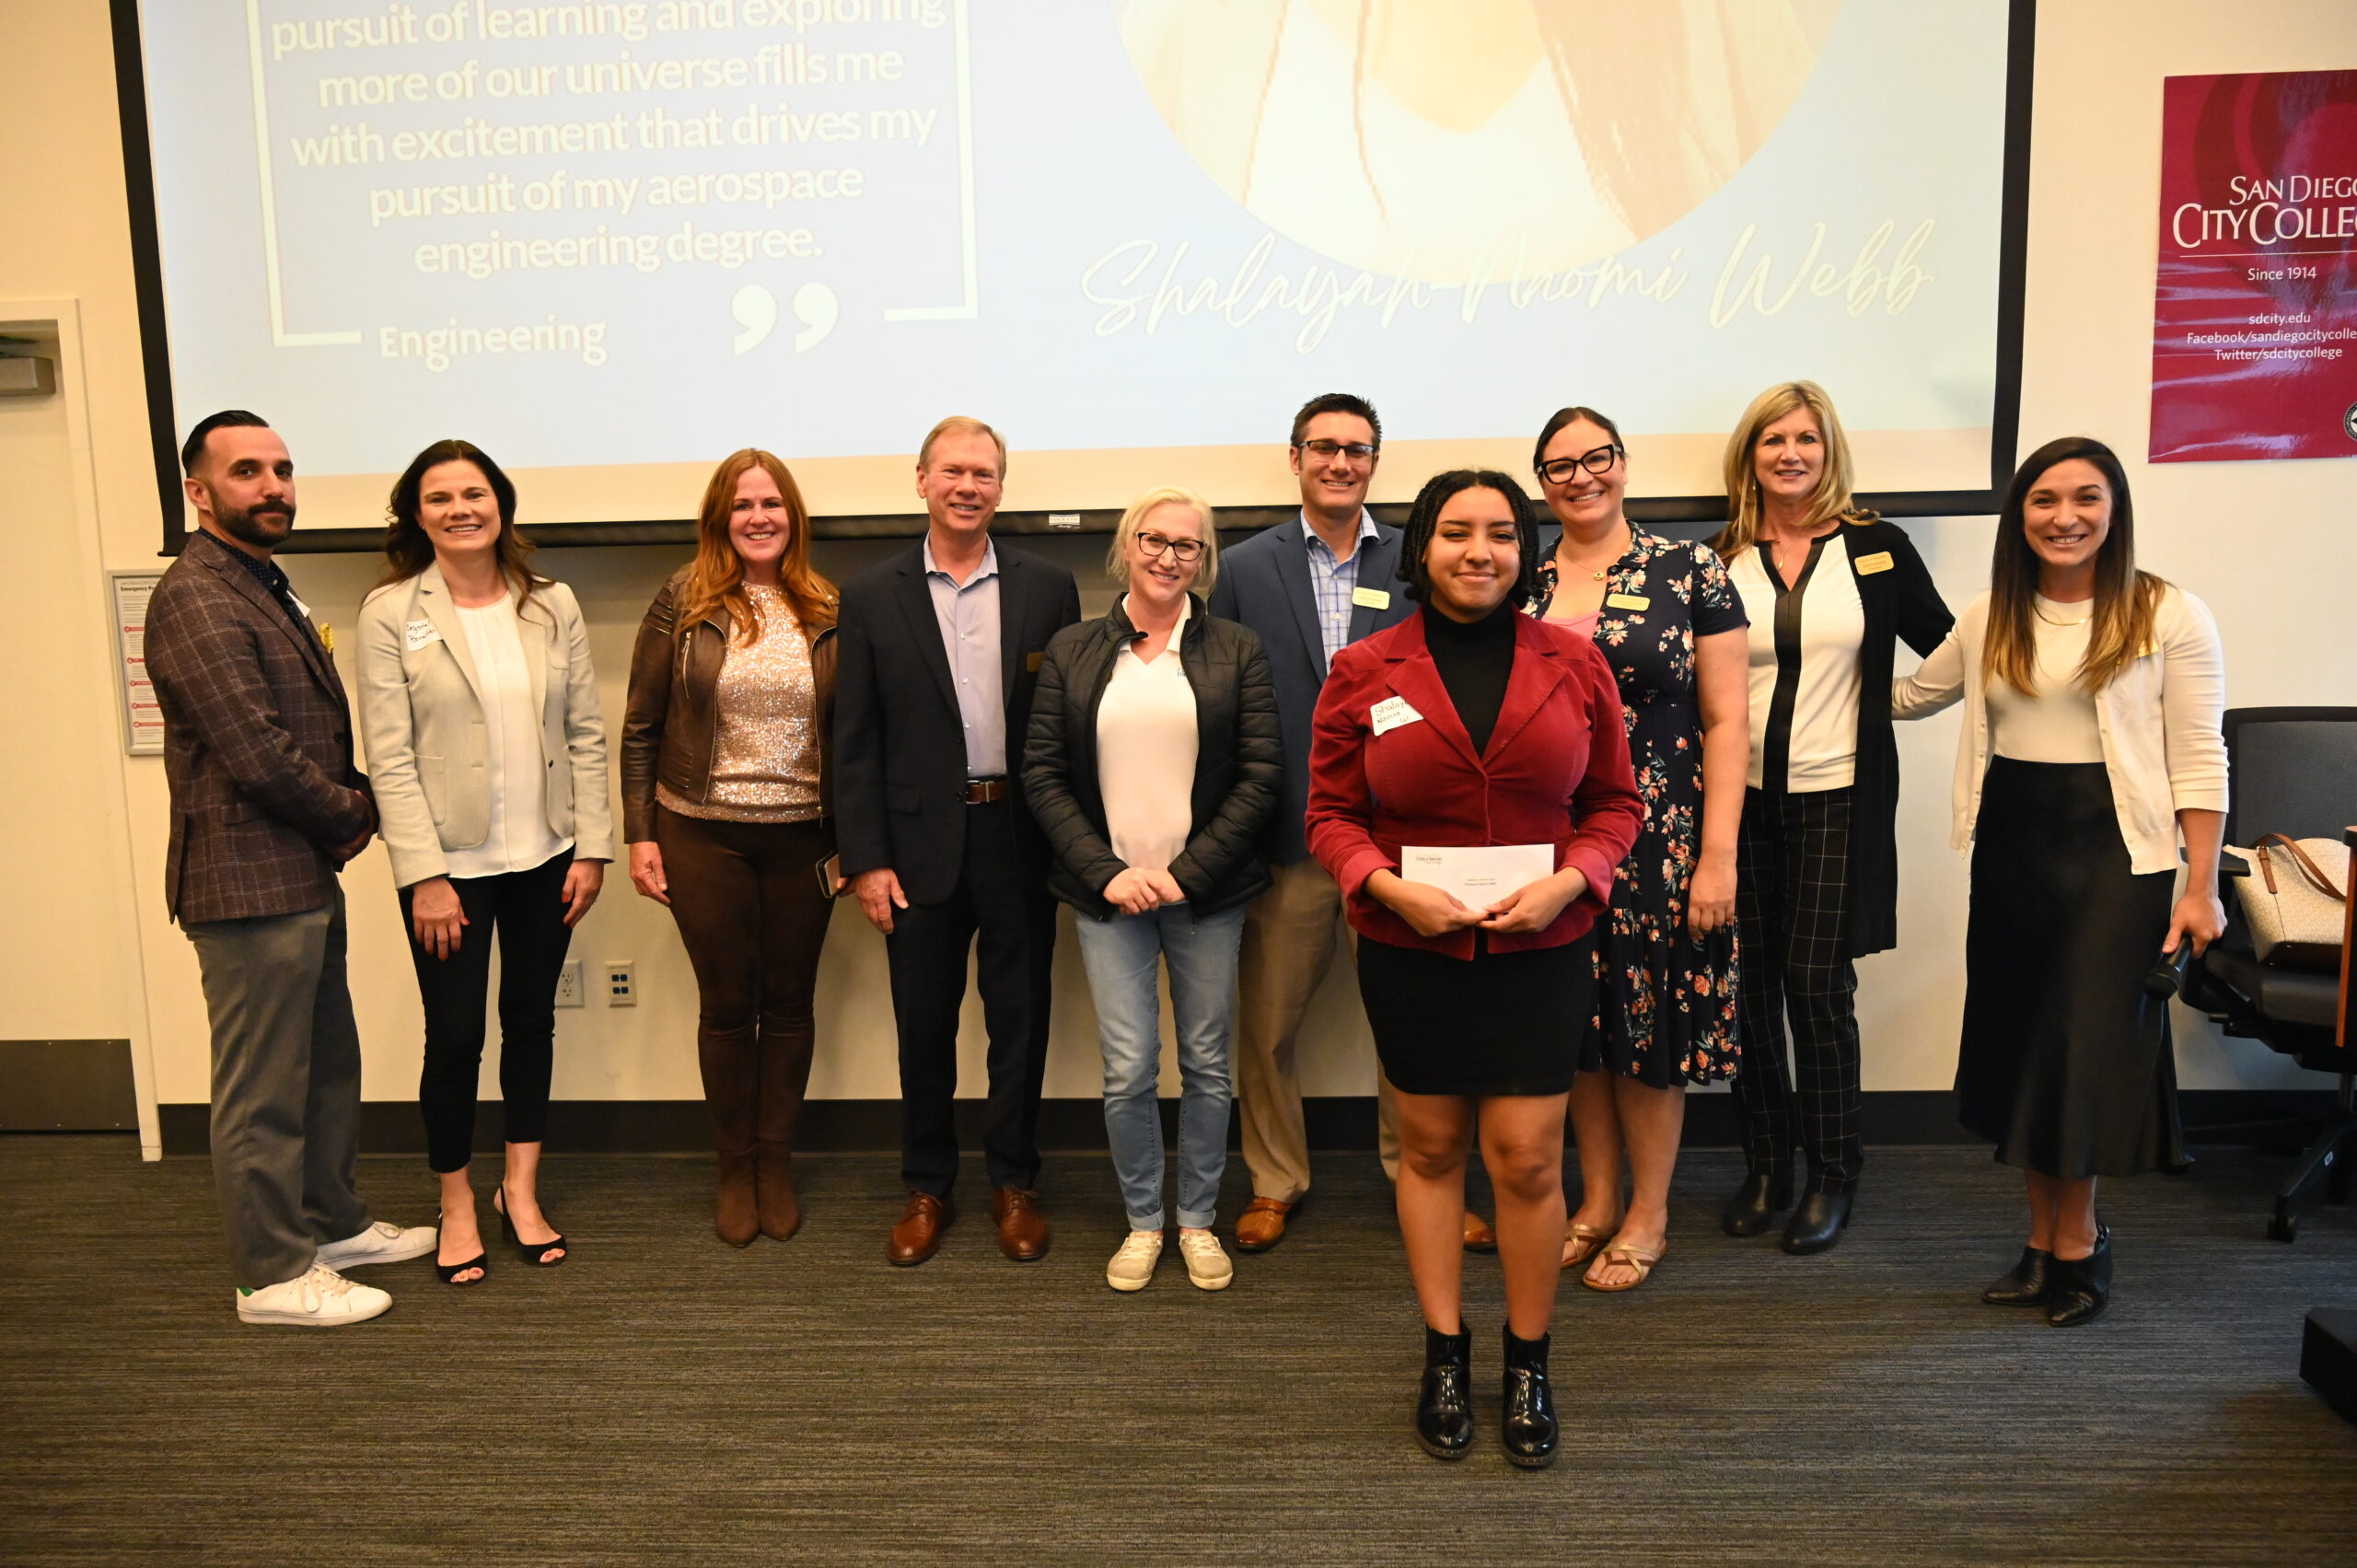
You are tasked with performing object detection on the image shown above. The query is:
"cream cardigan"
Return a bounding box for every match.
[1892,585,2227,874]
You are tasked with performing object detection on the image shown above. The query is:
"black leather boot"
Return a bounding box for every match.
[1414,1326,1474,1460]
[1781,1188,1853,1255]
[1501,1330,1559,1469]
[1981,1246,2052,1306]
[2046,1227,2112,1327]
[1721,1168,1795,1237]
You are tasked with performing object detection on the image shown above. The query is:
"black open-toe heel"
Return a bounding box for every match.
[494,1184,567,1267]
[435,1212,488,1287]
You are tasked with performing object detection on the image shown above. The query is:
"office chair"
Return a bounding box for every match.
[2179,707,2357,1241]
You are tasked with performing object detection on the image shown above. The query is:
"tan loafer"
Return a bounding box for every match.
[1234,1195,1294,1252]
[1462,1212,1497,1253]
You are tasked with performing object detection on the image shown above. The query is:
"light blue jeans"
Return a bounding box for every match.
[1072,901,1247,1231]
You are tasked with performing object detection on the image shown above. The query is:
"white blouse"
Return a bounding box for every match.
[1095,596,1199,877]
[1985,598,2106,764]
[1729,532,1866,792]
[445,598,568,877]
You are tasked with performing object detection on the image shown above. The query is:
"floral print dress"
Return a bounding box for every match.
[1528,530,1747,1086]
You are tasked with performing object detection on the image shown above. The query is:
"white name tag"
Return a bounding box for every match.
[1370,695,1423,736]
[405,618,441,651]
[1352,586,1392,610]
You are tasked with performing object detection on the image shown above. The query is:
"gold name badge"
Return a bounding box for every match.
[1604,593,1650,611]
[1854,552,1895,575]
[1352,587,1391,610]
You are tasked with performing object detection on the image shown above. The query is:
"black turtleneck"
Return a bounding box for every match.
[1422,601,1517,755]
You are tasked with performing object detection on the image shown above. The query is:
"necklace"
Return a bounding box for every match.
[1555,526,1628,583]
[2035,598,2093,627]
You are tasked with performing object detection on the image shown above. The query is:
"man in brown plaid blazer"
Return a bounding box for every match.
[147,411,434,1326]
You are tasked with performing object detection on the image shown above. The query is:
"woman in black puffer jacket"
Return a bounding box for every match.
[1023,485,1283,1295]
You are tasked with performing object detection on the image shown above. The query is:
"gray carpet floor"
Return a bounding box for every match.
[4,1134,2356,1567]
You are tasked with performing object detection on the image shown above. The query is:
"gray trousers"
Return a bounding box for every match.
[184,888,372,1289]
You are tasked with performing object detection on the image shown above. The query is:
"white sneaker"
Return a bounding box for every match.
[316,1219,436,1271]
[236,1263,391,1326]
[1178,1229,1234,1291]
[1106,1229,1164,1292]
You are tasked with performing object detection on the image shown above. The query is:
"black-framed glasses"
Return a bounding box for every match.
[1536,444,1623,485]
[1295,438,1377,462]
[1135,530,1205,563]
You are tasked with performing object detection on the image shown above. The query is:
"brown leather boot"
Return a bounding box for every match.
[714,1145,760,1248]
[755,1033,813,1242]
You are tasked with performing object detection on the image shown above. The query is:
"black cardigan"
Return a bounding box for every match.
[1753,516,1953,958]
[1021,595,1283,920]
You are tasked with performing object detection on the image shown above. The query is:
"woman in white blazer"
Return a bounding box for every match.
[1894,436,2226,1327]
[355,439,612,1285]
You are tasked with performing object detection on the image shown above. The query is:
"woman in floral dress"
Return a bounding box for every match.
[1526,406,1750,1291]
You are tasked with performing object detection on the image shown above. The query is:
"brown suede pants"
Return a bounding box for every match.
[655,807,836,1158]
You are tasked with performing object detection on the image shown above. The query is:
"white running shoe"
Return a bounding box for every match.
[236,1263,392,1326]
[1178,1228,1234,1291]
[315,1219,436,1271]
[1106,1230,1164,1292]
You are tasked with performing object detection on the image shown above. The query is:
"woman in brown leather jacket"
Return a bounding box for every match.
[622,449,840,1247]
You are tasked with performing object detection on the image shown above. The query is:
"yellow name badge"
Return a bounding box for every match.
[1854,552,1895,575]
[1604,593,1650,611]
[1352,587,1391,610]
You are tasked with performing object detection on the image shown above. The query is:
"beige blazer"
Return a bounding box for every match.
[1892,584,2228,875]
[355,565,614,888]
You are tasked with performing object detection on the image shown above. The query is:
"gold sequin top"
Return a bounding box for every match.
[657,587,823,823]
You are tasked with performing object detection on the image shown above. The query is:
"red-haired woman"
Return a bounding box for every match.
[623,450,841,1247]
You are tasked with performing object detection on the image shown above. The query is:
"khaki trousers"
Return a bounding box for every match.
[1232,855,1400,1203]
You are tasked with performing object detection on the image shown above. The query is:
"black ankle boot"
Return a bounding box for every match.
[1414,1326,1473,1459]
[1721,1168,1795,1237]
[1500,1330,1558,1469]
[1982,1246,2053,1306]
[1781,1188,1853,1255]
[2046,1227,2112,1327]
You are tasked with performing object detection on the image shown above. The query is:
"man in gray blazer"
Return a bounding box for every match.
[146,412,433,1326]
[1209,392,1471,1253]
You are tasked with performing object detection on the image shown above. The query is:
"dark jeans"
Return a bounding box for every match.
[400,848,575,1173]
[655,808,836,1154]
[885,797,1056,1197]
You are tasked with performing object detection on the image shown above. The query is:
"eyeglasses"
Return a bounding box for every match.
[1536,444,1623,485]
[1295,438,1377,462]
[1135,530,1205,563]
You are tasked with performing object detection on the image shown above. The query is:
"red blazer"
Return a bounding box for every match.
[1306,610,1642,959]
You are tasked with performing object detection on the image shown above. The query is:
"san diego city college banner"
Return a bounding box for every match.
[2150,68,2357,463]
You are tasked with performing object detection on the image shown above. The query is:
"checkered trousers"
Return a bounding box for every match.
[1730,786,1863,1193]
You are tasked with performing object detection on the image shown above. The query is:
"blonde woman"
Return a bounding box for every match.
[1896,437,2225,1326]
[1021,489,1283,1293]
[621,450,840,1248]
[1713,382,1952,1253]
[355,439,611,1284]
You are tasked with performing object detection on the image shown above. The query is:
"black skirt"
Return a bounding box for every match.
[1359,928,1597,1098]
[1957,759,2185,1179]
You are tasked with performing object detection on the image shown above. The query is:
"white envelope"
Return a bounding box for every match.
[1399,843,1554,908]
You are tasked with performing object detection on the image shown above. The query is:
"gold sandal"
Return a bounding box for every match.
[1562,1222,1614,1270]
[1583,1237,1664,1293]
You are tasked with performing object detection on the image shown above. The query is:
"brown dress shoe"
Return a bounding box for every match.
[1234,1195,1294,1252]
[887,1191,954,1266]
[1462,1212,1498,1253]
[990,1188,1051,1261]
[714,1147,760,1249]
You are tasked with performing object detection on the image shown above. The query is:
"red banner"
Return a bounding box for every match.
[2150,69,2357,463]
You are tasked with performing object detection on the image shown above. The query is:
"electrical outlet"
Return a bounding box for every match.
[605,960,635,1006]
[554,958,585,1008]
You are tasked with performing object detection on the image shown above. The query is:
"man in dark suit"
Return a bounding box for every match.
[835,416,1082,1265]
[145,411,434,1326]
[1208,392,1496,1254]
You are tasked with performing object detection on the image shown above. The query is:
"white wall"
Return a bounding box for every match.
[4,0,2351,1137]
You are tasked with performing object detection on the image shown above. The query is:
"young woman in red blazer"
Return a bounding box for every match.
[1306,470,1642,1468]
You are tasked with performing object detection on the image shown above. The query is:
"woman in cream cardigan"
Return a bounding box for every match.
[355,439,611,1284]
[1895,436,2225,1327]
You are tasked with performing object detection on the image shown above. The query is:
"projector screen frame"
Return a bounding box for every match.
[113,0,2038,558]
